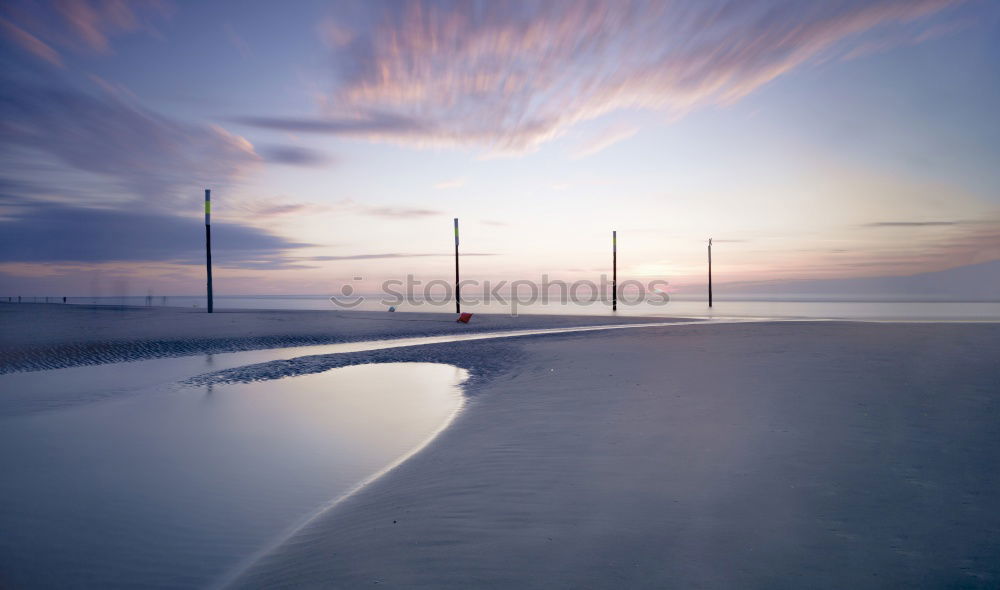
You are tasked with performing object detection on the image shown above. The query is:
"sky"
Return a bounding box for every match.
[1,0,998,297]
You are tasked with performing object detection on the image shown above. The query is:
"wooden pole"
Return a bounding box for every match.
[612,230,617,311]
[454,217,460,314]
[205,189,213,313]
[708,237,713,308]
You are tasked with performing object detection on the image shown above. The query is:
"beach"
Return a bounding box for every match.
[227,320,1000,588]
[4,0,1000,587]
[1,305,999,588]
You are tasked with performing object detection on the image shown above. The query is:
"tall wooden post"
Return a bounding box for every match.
[454,218,460,314]
[708,237,713,308]
[612,230,617,311]
[205,189,213,313]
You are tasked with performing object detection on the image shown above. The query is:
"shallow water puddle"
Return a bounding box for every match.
[0,362,466,589]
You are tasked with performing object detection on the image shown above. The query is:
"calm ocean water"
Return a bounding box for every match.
[16,294,1000,320]
[0,362,466,588]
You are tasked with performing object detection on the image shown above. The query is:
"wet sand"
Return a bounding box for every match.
[0,303,693,373]
[228,321,1000,588]
[2,304,998,587]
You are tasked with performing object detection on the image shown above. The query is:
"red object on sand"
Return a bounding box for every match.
[457,312,473,323]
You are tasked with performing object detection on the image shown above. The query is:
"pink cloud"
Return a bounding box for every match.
[281,0,966,153]
[0,17,63,66]
[0,0,171,62]
[571,124,640,159]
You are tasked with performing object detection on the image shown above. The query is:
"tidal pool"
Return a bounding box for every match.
[0,362,466,589]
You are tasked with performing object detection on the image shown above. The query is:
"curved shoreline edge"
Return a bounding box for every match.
[229,321,1000,588]
[211,365,471,590]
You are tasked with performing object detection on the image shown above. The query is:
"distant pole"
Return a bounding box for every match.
[205,189,213,314]
[612,230,617,311]
[708,238,713,308]
[454,217,460,314]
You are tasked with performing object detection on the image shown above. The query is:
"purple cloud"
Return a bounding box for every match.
[0,202,311,268]
[0,84,259,205]
[235,111,429,136]
[259,145,333,167]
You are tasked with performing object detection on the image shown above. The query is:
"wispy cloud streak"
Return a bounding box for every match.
[0,203,311,267]
[305,252,496,261]
[258,145,332,167]
[0,0,171,63]
[328,199,442,219]
[571,124,640,159]
[239,0,964,153]
[433,178,465,190]
[864,220,963,227]
[0,84,259,204]
[0,16,63,66]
